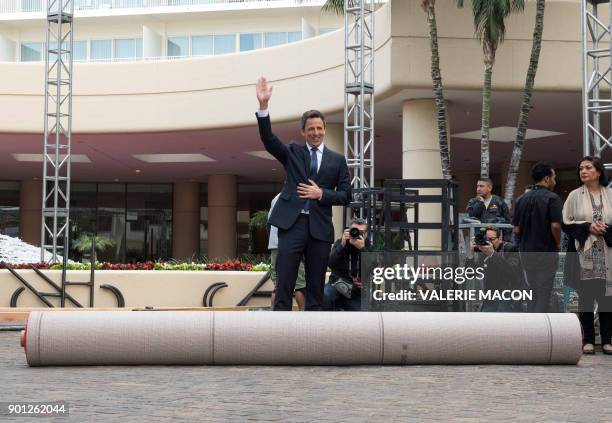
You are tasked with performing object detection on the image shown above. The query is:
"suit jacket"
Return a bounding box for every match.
[257,114,351,243]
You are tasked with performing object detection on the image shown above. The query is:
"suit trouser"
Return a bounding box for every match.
[275,214,331,311]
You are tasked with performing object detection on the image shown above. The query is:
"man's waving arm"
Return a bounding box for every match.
[256,77,288,164]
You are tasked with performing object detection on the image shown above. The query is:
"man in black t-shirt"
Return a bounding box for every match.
[512,162,563,312]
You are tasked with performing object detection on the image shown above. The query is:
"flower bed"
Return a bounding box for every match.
[0,260,270,272]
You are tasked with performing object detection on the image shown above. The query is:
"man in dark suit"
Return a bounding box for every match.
[256,76,352,311]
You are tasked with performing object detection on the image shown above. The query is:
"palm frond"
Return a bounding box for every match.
[322,0,347,15]
[468,0,525,44]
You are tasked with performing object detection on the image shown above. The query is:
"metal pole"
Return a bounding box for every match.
[344,0,376,217]
[41,0,73,264]
[582,0,612,163]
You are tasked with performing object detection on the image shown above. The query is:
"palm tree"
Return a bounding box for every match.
[421,0,452,180]
[503,0,546,206]
[458,0,525,178]
[324,0,452,180]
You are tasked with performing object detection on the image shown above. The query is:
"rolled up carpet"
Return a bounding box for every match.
[23,311,582,366]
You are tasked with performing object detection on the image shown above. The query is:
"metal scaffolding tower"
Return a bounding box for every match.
[344,0,375,203]
[41,0,74,263]
[582,0,612,164]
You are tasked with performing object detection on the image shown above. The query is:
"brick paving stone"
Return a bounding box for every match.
[1,332,612,422]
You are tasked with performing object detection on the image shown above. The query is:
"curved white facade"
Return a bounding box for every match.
[0,0,583,133]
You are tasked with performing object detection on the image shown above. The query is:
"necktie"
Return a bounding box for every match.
[309,146,318,179]
[304,146,318,211]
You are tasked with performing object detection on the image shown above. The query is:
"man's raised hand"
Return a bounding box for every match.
[256,76,273,110]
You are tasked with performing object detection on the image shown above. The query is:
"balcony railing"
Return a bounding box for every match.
[0,0,324,15]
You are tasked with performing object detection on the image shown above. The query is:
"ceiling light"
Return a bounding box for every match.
[12,154,91,163]
[452,127,565,142]
[244,151,276,161]
[135,169,141,173]
[132,154,215,163]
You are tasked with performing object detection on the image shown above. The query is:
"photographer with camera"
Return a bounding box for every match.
[323,218,371,311]
[467,226,522,312]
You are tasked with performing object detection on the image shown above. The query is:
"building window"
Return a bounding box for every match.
[125,184,172,262]
[167,36,189,57]
[213,34,236,55]
[240,33,262,52]
[90,39,112,61]
[264,32,287,48]
[114,38,142,60]
[61,40,88,61]
[288,31,302,43]
[21,0,42,12]
[20,42,42,61]
[192,35,213,56]
[73,41,88,61]
[0,182,20,238]
[69,183,173,263]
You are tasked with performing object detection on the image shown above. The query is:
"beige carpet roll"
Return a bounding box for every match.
[23,311,582,366]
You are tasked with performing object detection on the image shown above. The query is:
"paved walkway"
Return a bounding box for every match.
[1,331,611,422]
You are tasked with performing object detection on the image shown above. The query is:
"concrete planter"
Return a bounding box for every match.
[0,270,272,308]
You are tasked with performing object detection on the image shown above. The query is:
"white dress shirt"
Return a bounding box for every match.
[258,109,324,214]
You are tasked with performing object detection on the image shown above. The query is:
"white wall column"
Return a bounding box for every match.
[301,18,316,40]
[0,35,16,62]
[143,25,162,59]
[402,99,448,251]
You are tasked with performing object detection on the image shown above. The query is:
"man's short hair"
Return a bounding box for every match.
[478,177,494,187]
[351,217,367,227]
[531,162,553,183]
[300,110,326,130]
[484,225,501,238]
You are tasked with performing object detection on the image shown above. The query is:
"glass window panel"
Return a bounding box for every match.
[191,35,213,56]
[239,33,261,52]
[73,41,88,61]
[69,183,97,262]
[61,40,87,62]
[135,38,142,59]
[288,31,302,43]
[167,36,188,57]
[0,182,20,238]
[114,38,136,60]
[237,210,249,256]
[264,32,287,48]
[90,40,112,61]
[96,184,126,262]
[20,43,42,62]
[214,34,236,55]
[22,0,42,12]
[126,184,172,262]
[200,207,208,257]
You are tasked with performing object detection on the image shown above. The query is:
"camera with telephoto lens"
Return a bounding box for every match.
[349,227,362,239]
